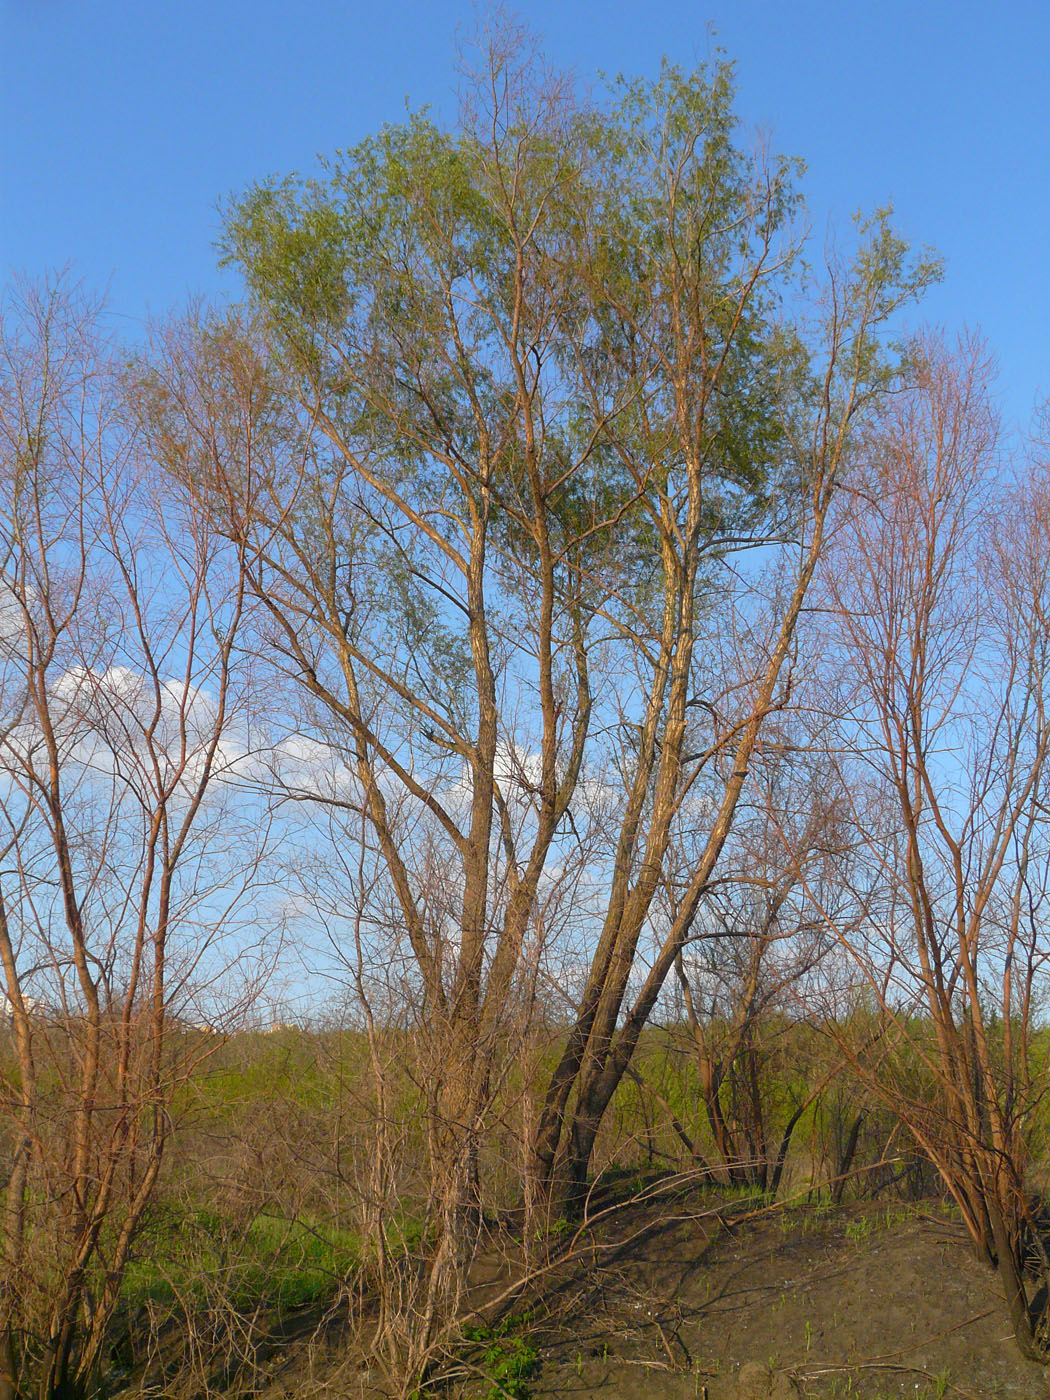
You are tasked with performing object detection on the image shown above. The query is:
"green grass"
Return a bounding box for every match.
[826,1375,950,1400]
[123,1207,361,1312]
[844,1215,874,1243]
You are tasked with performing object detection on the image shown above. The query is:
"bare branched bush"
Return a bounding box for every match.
[807,332,1050,1358]
[0,279,269,1400]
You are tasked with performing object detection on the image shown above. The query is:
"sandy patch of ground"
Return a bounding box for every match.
[526,1188,1050,1399]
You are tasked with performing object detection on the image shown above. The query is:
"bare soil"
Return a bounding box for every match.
[258,1182,1050,1400]
[519,1183,1050,1400]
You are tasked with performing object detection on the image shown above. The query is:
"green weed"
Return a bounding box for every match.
[533,1214,572,1243]
[844,1215,873,1243]
[462,1314,539,1400]
[827,1370,951,1399]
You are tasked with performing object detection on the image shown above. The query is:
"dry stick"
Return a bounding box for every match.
[652,1315,681,1370]
[801,1308,995,1400]
[461,1153,905,1341]
[408,1151,910,1397]
[802,1362,982,1400]
[454,1166,731,1334]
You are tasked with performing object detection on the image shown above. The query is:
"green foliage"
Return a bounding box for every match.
[219,51,838,668]
[122,1205,361,1312]
[462,1314,540,1400]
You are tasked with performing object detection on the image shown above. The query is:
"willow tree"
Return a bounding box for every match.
[200,23,934,1369]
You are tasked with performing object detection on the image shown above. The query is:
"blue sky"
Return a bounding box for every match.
[2,0,1048,432]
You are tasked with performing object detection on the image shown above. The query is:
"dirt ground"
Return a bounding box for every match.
[519,1185,1050,1400]
[258,1183,1050,1400]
